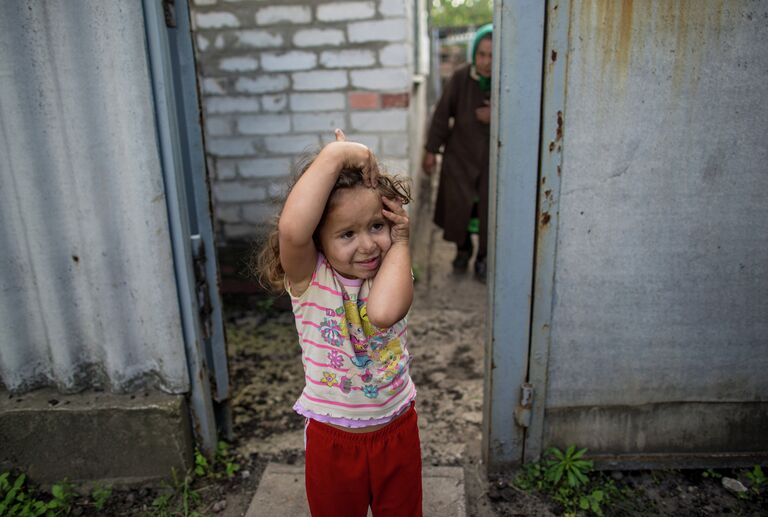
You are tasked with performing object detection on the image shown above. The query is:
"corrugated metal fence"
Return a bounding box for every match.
[0,1,189,394]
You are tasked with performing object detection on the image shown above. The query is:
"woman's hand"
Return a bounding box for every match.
[475,100,491,124]
[382,196,409,244]
[422,151,436,175]
[334,129,378,187]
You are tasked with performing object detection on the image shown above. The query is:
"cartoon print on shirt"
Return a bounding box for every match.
[327,350,344,369]
[320,317,344,347]
[339,376,352,394]
[320,289,407,396]
[321,371,339,387]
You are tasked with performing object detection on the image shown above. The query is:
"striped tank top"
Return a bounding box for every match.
[288,254,416,427]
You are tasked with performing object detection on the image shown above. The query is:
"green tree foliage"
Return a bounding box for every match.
[430,0,493,28]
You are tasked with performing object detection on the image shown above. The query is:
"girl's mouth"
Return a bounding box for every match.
[357,256,380,270]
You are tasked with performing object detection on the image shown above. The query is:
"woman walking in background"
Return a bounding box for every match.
[422,23,493,282]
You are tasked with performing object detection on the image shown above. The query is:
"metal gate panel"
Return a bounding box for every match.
[530,0,768,465]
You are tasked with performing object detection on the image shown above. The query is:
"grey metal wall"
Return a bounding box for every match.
[528,0,768,465]
[0,1,189,394]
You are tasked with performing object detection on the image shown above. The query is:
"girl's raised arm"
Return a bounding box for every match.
[279,130,377,294]
[366,196,413,328]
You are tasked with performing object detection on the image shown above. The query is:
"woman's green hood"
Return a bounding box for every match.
[471,23,493,92]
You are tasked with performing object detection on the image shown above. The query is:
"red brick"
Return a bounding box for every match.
[348,91,380,110]
[382,92,409,108]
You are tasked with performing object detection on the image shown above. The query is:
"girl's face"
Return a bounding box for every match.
[317,186,392,279]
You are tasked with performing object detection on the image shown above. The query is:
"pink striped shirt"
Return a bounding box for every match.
[288,254,416,427]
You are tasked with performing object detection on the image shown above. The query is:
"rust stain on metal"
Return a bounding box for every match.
[540,212,551,226]
[557,166,561,176]
[548,141,555,153]
[551,49,558,62]
[556,111,563,142]
[544,190,552,200]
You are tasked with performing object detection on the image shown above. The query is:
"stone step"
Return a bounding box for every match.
[246,463,466,517]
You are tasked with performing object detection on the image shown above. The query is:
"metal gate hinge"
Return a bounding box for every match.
[191,234,213,339]
[162,0,176,28]
[515,383,534,428]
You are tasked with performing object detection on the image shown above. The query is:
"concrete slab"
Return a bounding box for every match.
[246,463,466,517]
[0,388,192,487]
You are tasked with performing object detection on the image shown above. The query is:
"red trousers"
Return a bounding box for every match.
[304,403,423,517]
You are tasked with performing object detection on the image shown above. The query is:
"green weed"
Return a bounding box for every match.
[47,482,74,515]
[0,471,64,517]
[90,485,111,511]
[147,468,202,517]
[513,446,627,516]
[745,465,766,496]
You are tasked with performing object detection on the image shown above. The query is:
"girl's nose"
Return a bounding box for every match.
[358,234,376,253]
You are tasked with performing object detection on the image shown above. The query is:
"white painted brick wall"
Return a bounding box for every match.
[215,160,237,180]
[197,35,210,52]
[290,93,345,112]
[261,94,288,112]
[261,51,316,72]
[292,71,348,91]
[293,112,347,132]
[239,158,292,178]
[255,6,311,25]
[205,117,232,137]
[235,75,290,94]
[237,114,291,135]
[348,19,406,43]
[214,182,267,203]
[206,96,260,114]
[242,204,278,224]
[196,12,239,29]
[350,110,408,132]
[190,0,424,241]
[379,0,407,17]
[320,49,376,68]
[264,135,321,154]
[350,67,410,90]
[219,56,259,72]
[267,180,288,200]
[208,138,257,157]
[380,43,410,67]
[317,2,376,22]
[381,134,409,157]
[201,77,226,95]
[234,30,283,48]
[223,224,253,239]
[294,29,345,47]
[216,205,241,224]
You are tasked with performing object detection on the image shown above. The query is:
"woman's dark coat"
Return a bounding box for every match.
[425,64,490,256]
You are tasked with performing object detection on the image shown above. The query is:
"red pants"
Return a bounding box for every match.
[305,403,423,517]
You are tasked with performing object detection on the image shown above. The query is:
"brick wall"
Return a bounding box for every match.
[189,0,429,245]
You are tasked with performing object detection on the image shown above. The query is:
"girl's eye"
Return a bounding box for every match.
[340,231,354,239]
[371,223,385,232]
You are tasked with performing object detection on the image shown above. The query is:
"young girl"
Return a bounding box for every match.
[258,129,422,516]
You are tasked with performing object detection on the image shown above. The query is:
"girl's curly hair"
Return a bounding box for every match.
[251,152,412,293]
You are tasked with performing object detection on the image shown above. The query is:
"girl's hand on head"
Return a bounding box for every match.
[333,129,379,188]
[381,196,409,244]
